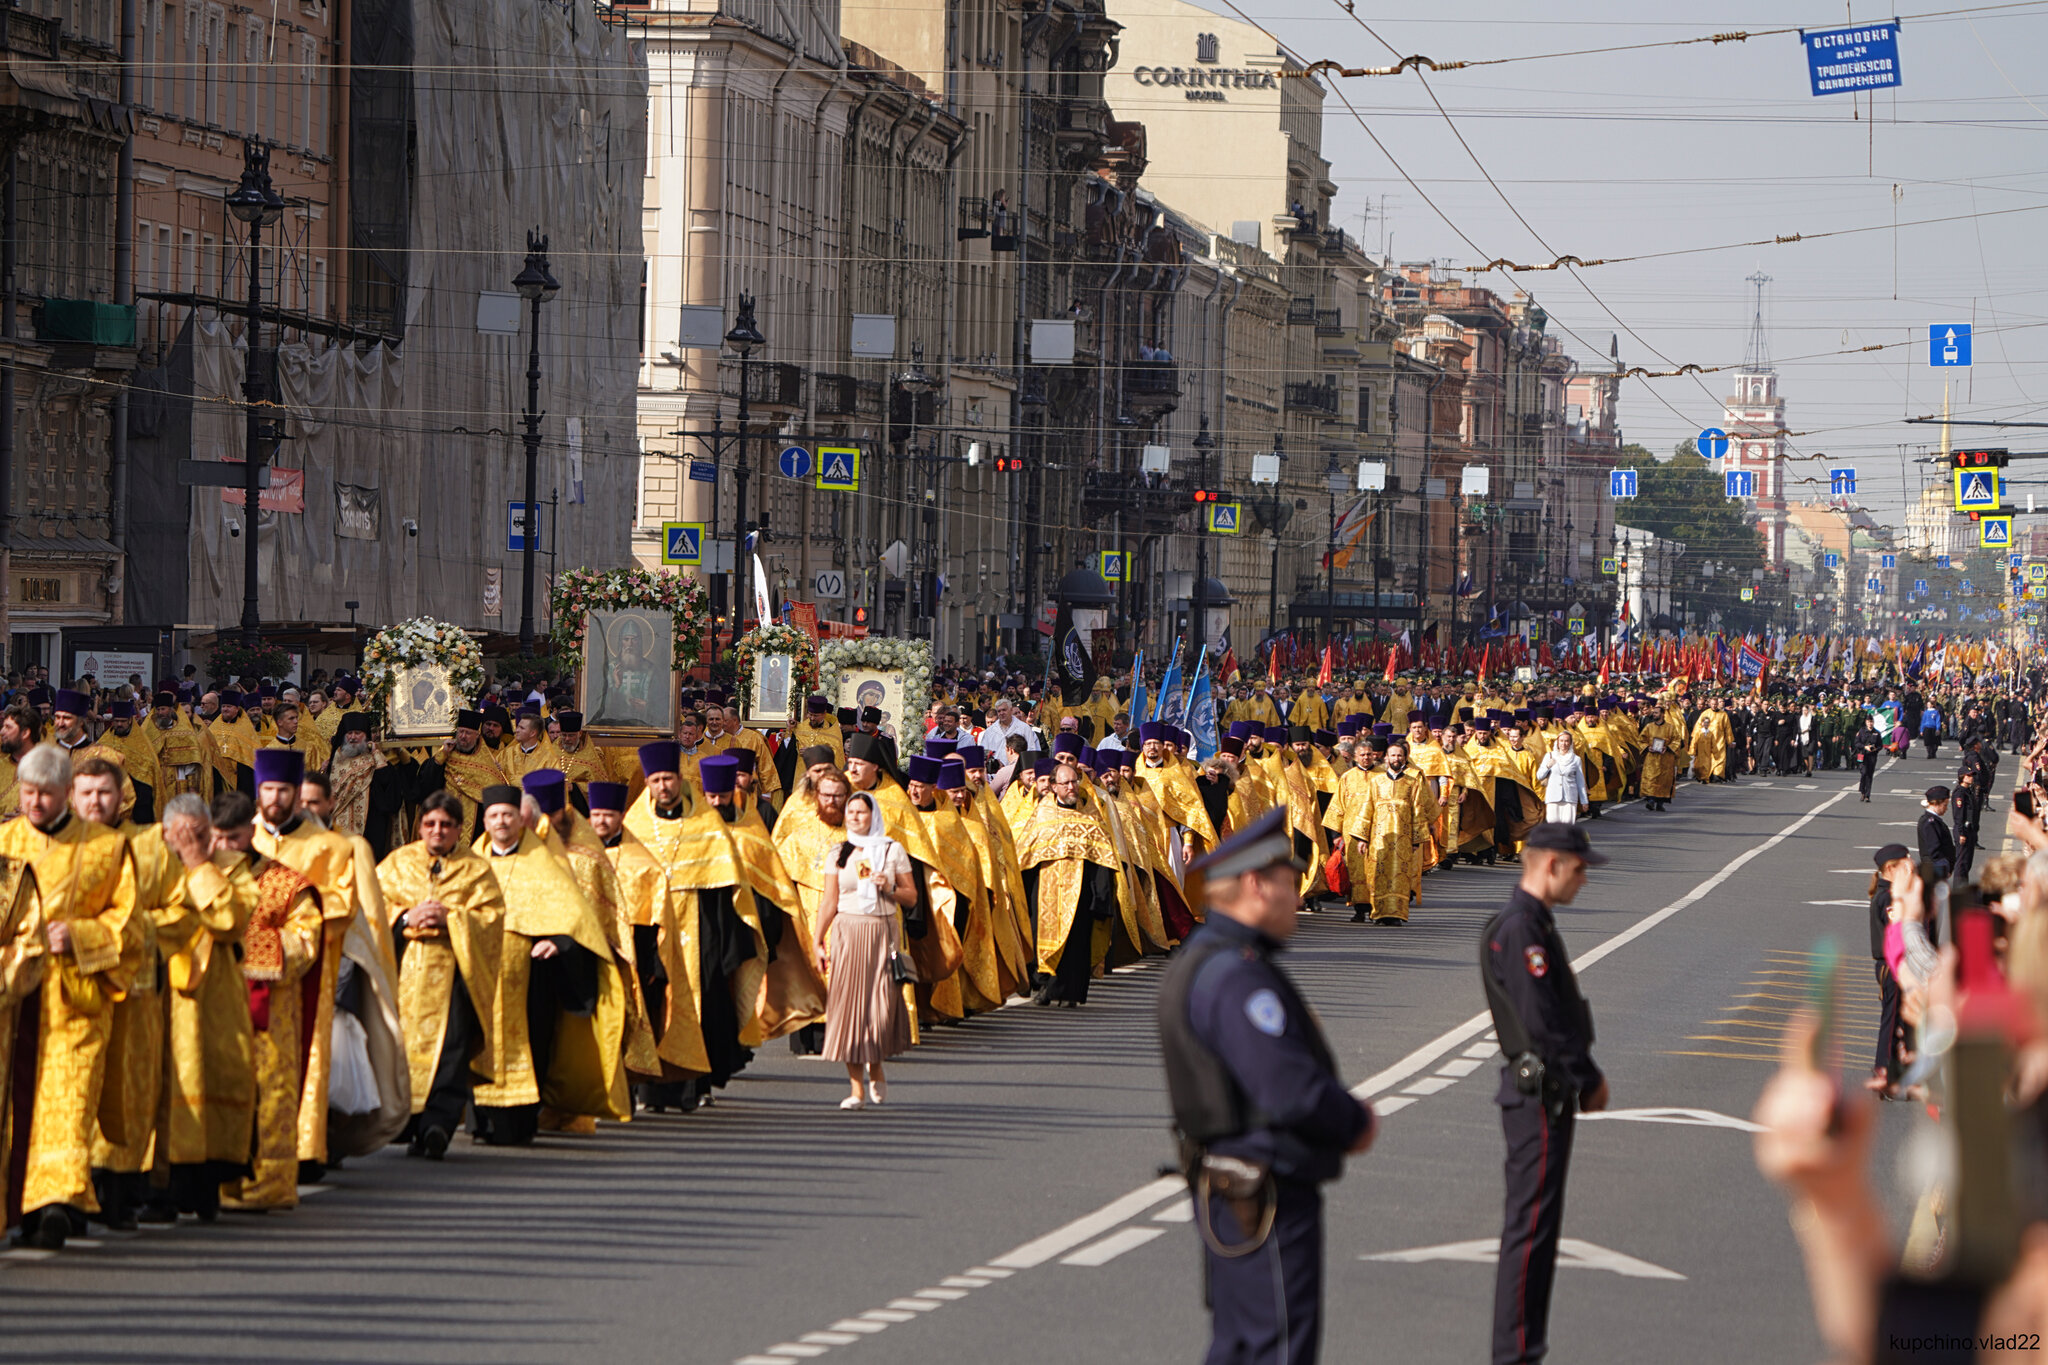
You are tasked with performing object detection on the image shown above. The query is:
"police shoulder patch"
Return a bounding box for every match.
[1524,945,1548,978]
[1245,988,1287,1037]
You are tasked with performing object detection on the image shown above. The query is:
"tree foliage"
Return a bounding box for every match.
[1618,442,1766,571]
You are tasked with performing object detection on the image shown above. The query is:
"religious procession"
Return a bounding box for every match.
[0,612,2011,1260]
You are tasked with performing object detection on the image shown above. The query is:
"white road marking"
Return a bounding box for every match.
[1435,1057,1485,1077]
[799,1332,861,1346]
[1462,1043,1500,1059]
[965,1266,1014,1278]
[1796,784,1818,790]
[1806,899,1869,907]
[828,1320,890,1335]
[886,1298,944,1312]
[1579,1106,1766,1134]
[940,1275,993,1287]
[1750,781,1773,786]
[1363,1237,1685,1281]
[764,1345,830,1360]
[1373,1095,1418,1115]
[856,1309,916,1324]
[914,1287,969,1300]
[1401,1076,1458,1096]
[987,1177,1182,1269]
[1881,822,1916,827]
[1152,1200,1195,1223]
[1060,1227,1167,1266]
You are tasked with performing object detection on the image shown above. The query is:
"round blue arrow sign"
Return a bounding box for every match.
[778,445,812,479]
[1697,427,1729,460]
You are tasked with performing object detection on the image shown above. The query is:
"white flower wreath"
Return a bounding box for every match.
[818,637,934,723]
[359,617,487,716]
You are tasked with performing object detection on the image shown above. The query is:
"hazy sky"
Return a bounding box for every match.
[1175,0,2048,527]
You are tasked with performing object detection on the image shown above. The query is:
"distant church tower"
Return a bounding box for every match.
[1715,270,1789,563]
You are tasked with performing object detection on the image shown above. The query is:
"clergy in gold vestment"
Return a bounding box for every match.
[472,785,629,1142]
[1132,723,1218,860]
[0,743,139,1243]
[422,710,508,842]
[711,711,784,812]
[1639,707,1684,808]
[520,770,659,1122]
[791,698,846,770]
[547,713,619,809]
[378,791,508,1159]
[1015,762,1121,1007]
[93,702,161,823]
[215,804,323,1211]
[1087,755,1171,964]
[0,841,38,1231]
[260,702,331,777]
[250,748,359,1174]
[147,794,257,1222]
[496,709,564,786]
[588,781,702,1104]
[75,760,171,1228]
[697,757,826,1039]
[145,691,212,803]
[902,755,1002,1015]
[624,744,767,1102]
[945,762,1032,1000]
[1345,742,1435,925]
[207,693,261,795]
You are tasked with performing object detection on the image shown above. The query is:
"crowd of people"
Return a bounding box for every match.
[0,651,2043,1363]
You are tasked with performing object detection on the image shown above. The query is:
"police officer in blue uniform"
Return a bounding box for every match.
[1158,807,1376,1365]
[1481,821,1609,1365]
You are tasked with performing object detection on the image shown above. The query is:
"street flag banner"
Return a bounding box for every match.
[1317,642,1334,688]
[1738,642,1768,679]
[1155,639,1185,726]
[1185,646,1218,761]
[746,531,774,627]
[1128,649,1147,732]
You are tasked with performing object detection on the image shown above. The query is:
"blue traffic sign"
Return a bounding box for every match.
[1867,577,1883,593]
[1697,428,1730,461]
[777,445,812,479]
[1936,554,1950,569]
[1824,552,1840,569]
[816,445,860,492]
[1914,579,1929,595]
[1804,21,1901,97]
[1724,469,1755,498]
[688,460,718,483]
[2013,555,2026,570]
[1981,515,2013,549]
[1829,467,1856,496]
[1609,469,1638,499]
[1930,324,1972,367]
[661,521,703,566]
[1881,553,1898,569]
[508,501,545,552]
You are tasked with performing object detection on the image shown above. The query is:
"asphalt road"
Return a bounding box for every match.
[0,748,1987,1365]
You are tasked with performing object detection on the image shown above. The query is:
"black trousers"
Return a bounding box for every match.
[1204,1179,1324,1365]
[1875,962,1902,1083]
[415,969,482,1138]
[1494,1098,1577,1365]
[1858,758,1877,798]
[633,924,697,1101]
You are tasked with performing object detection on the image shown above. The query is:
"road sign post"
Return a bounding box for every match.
[661,522,704,567]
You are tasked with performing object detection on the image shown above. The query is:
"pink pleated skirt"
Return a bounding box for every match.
[822,914,912,1065]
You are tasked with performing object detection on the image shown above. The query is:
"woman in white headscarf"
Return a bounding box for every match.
[1534,732,1588,826]
[813,790,916,1108]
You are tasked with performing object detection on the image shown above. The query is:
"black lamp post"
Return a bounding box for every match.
[1323,449,1347,647]
[1250,432,1290,638]
[512,230,559,659]
[225,139,282,648]
[723,295,764,654]
[1192,415,1214,664]
[896,341,942,635]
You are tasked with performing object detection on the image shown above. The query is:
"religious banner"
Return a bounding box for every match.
[360,618,486,738]
[578,608,678,737]
[819,636,933,742]
[731,622,818,730]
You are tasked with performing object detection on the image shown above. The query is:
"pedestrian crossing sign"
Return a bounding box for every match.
[1980,515,2012,548]
[1599,556,1617,575]
[1567,616,1585,635]
[1098,550,1125,582]
[1740,586,1755,602]
[661,521,703,566]
[816,445,861,492]
[1954,467,2000,512]
[1205,502,1242,534]
[2030,563,2047,584]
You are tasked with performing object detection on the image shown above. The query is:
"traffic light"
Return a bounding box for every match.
[1952,448,2010,469]
[1191,488,1220,504]
[993,456,1026,473]
[854,606,868,624]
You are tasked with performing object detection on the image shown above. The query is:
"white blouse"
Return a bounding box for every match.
[825,839,912,916]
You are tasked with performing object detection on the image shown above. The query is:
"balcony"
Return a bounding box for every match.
[957,196,989,242]
[721,359,804,408]
[1125,360,1180,414]
[1317,226,1351,258]
[1285,380,1340,419]
[1314,309,1345,338]
[1286,297,1317,327]
[814,372,860,417]
[1055,102,1111,146]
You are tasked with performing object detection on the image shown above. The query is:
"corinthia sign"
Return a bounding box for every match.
[1132,35,1277,101]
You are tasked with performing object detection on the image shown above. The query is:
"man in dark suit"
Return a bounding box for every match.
[1918,784,1957,882]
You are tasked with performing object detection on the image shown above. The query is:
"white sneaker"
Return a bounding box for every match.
[868,1079,886,1106]
[839,1094,865,1110]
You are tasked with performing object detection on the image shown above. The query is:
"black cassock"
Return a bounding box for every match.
[1021,859,1119,1005]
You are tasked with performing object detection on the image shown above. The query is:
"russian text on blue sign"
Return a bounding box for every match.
[1697,427,1729,461]
[1929,324,1972,367]
[1804,22,1901,97]
[688,460,717,483]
